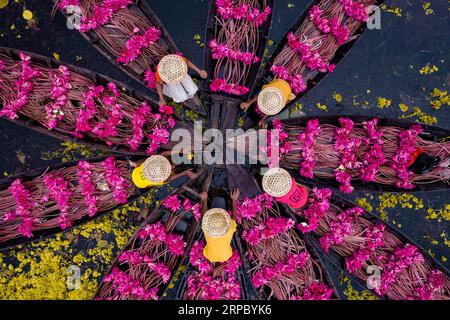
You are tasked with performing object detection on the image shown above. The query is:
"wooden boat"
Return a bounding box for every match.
[52,0,178,92]
[278,115,450,192]
[0,47,197,156]
[252,0,383,106]
[94,166,213,300]
[52,0,207,115]
[204,0,274,99]
[225,164,339,300]
[281,191,450,299]
[0,155,140,250]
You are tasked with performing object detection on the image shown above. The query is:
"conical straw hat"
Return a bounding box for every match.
[257,87,285,116]
[262,167,292,198]
[202,208,231,238]
[142,155,172,183]
[158,54,188,84]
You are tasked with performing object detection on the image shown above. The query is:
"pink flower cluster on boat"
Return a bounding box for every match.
[77,0,133,32]
[216,0,271,27]
[309,5,349,45]
[270,65,307,94]
[242,217,295,246]
[102,157,129,204]
[252,252,310,288]
[116,27,161,64]
[319,207,364,252]
[338,0,370,22]
[390,124,422,189]
[4,179,35,238]
[236,193,274,222]
[162,195,202,221]
[118,250,171,283]
[265,119,290,167]
[77,161,99,217]
[345,224,385,273]
[138,221,186,256]
[43,174,73,230]
[144,69,156,89]
[91,83,124,141]
[0,53,40,119]
[187,241,241,300]
[375,244,424,296]
[45,66,71,129]
[102,267,159,300]
[359,118,385,182]
[292,282,334,300]
[297,188,332,233]
[126,102,152,151]
[287,32,336,73]
[412,270,446,300]
[334,117,362,194]
[209,40,260,65]
[74,85,103,136]
[297,119,320,178]
[210,78,250,96]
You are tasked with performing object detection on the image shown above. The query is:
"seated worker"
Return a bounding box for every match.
[262,167,308,209]
[155,54,207,106]
[200,188,240,263]
[240,79,296,128]
[130,154,196,189]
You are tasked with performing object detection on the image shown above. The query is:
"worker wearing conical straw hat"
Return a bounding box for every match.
[155,54,207,106]
[262,167,308,209]
[240,79,296,128]
[130,154,197,189]
[200,188,239,263]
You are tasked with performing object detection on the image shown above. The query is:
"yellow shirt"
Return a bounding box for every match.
[203,220,237,263]
[131,164,166,189]
[262,79,293,103]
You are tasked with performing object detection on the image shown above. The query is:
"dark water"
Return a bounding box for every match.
[0,0,449,297]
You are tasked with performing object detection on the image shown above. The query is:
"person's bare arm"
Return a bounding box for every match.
[156,82,166,106]
[230,188,240,221]
[158,150,173,157]
[259,116,269,128]
[167,169,197,182]
[200,191,208,215]
[186,59,207,79]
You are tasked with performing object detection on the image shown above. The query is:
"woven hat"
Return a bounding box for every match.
[262,167,292,198]
[142,155,172,183]
[202,208,232,238]
[257,87,286,116]
[158,54,188,84]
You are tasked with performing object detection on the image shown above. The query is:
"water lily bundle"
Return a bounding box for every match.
[0,53,176,154]
[295,187,450,300]
[237,194,333,300]
[210,0,271,96]
[271,0,376,94]
[281,118,450,192]
[56,0,168,89]
[184,240,242,300]
[0,157,136,245]
[96,200,191,300]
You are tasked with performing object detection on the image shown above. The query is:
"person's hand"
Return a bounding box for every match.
[200,191,208,202]
[185,169,197,180]
[258,118,268,128]
[230,188,240,202]
[158,97,167,107]
[198,70,208,79]
[240,101,251,111]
